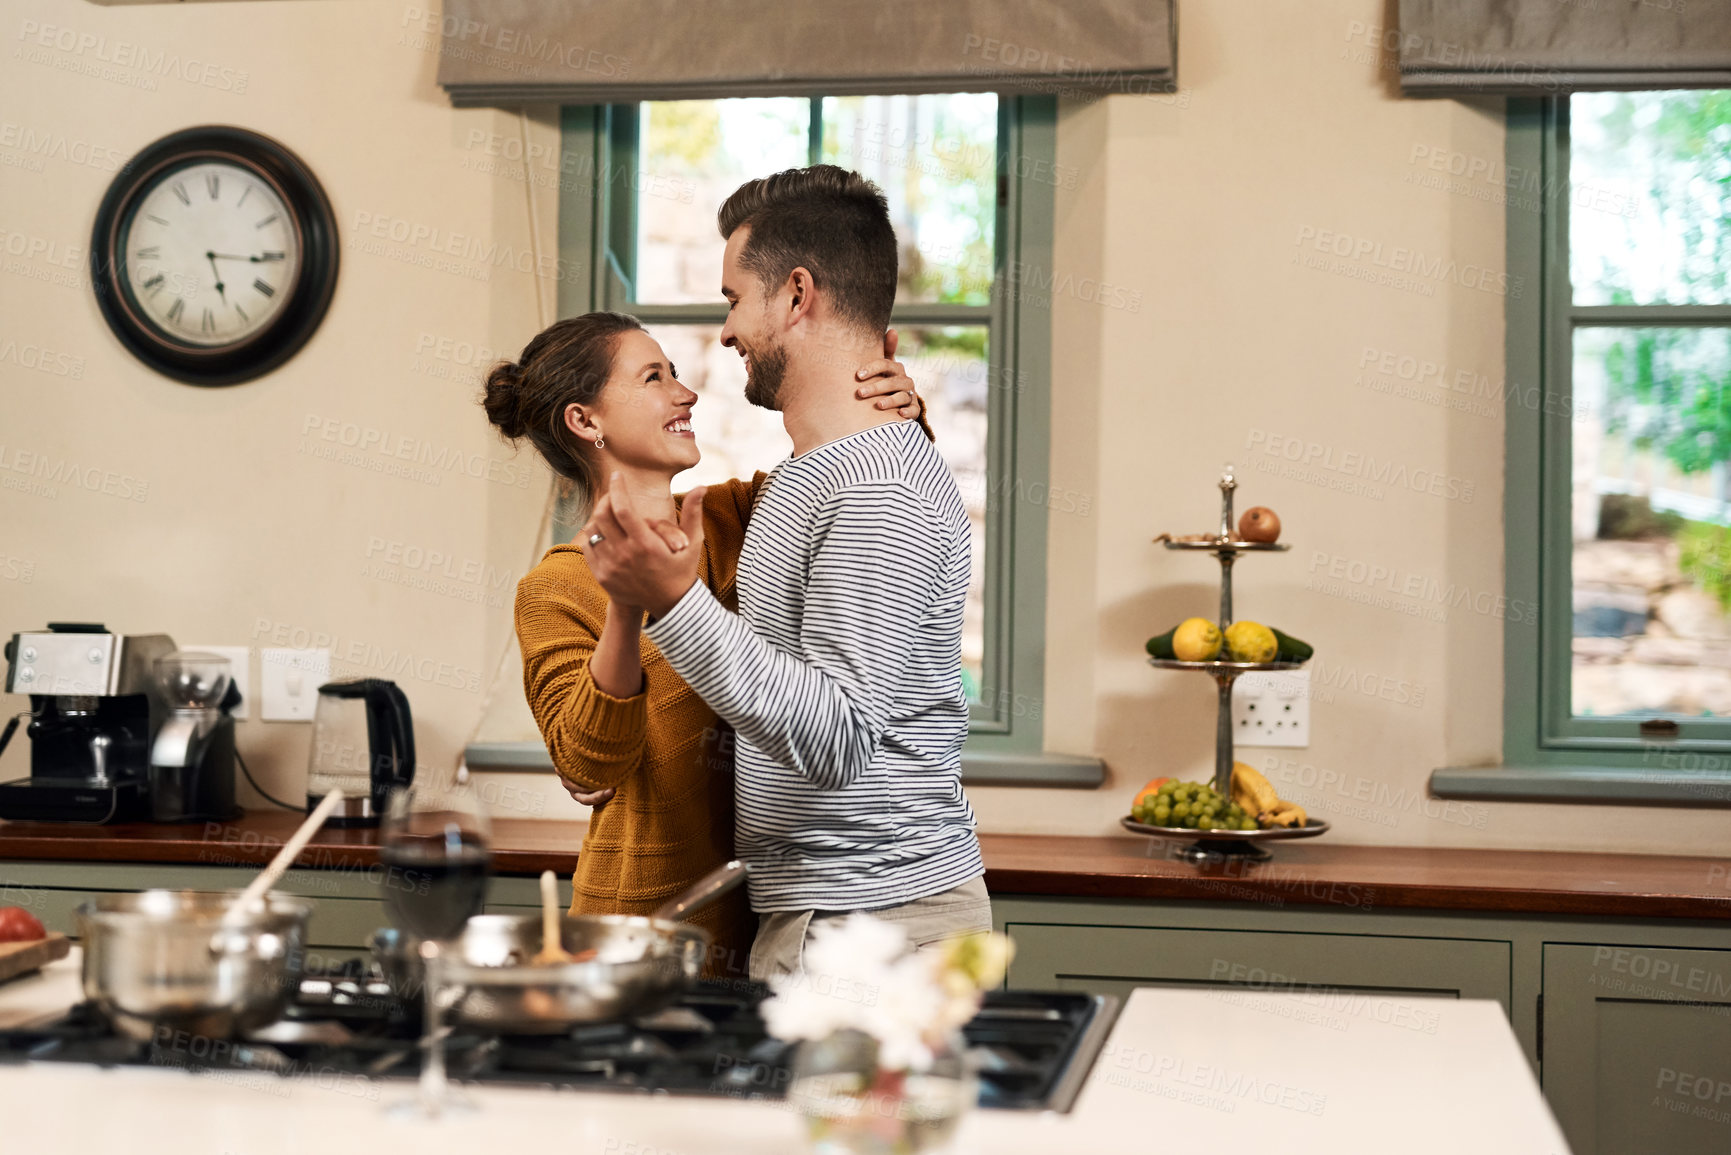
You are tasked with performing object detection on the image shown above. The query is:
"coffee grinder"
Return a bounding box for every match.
[147,651,243,822]
[0,623,177,823]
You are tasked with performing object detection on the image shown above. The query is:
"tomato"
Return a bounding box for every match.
[0,906,45,943]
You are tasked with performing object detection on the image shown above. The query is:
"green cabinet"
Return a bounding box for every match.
[0,860,552,959]
[1540,944,1731,1155]
[1007,922,1510,1009]
[993,896,1731,1155]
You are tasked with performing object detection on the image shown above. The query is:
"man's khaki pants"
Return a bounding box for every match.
[748,875,993,982]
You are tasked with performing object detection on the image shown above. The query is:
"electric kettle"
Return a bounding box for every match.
[305,678,415,826]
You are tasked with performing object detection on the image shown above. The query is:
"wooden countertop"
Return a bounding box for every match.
[2,812,1729,920]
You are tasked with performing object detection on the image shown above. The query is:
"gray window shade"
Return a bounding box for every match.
[432,0,1175,106]
[1398,0,1731,95]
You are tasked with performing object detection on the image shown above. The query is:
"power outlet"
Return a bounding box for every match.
[259,648,331,722]
[185,645,251,720]
[1231,669,1311,747]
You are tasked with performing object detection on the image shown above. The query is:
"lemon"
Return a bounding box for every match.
[1224,620,1278,663]
[1172,618,1222,661]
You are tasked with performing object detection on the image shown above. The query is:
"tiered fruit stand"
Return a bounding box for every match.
[1125,465,1330,863]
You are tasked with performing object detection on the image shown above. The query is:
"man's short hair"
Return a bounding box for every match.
[717,165,898,334]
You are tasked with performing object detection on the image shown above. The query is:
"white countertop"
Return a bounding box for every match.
[0,952,1570,1154]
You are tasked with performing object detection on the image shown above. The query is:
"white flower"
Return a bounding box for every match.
[761,914,1013,1074]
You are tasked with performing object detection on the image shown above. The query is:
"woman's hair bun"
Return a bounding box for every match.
[482,359,528,440]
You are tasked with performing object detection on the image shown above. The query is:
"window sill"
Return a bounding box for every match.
[1430,765,1731,807]
[463,742,1106,788]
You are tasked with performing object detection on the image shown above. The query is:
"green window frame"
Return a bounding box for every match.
[1436,97,1731,805]
[537,95,1101,785]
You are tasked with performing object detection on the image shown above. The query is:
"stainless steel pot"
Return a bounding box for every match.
[76,889,313,1041]
[441,911,711,1032]
[369,860,747,1033]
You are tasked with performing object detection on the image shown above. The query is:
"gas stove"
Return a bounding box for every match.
[0,966,1119,1114]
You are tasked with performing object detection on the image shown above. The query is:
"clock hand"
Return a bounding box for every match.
[205,252,227,303]
[207,252,287,262]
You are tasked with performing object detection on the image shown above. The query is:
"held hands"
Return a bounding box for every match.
[581,475,707,619]
[564,781,615,809]
[853,328,924,419]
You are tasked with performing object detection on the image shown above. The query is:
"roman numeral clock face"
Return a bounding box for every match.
[92,127,338,386]
[123,161,301,347]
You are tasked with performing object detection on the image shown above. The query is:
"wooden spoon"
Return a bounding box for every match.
[225,789,345,925]
[531,869,575,965]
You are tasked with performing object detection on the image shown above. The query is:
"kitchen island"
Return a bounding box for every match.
[3,814,1728,1152]
[0,950,1567,1154]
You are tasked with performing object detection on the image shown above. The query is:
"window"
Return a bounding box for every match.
[1506,92,1731,768]
[550,96,1058,753]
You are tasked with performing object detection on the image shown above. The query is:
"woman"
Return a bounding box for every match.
[482,311,924,979]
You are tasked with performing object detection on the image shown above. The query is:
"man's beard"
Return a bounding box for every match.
[742,340,789,411]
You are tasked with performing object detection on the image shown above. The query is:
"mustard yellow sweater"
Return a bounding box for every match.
[515,477,761,980]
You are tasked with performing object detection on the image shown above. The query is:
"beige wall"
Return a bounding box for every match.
[2,0,1723,855]
[0,0,573,821]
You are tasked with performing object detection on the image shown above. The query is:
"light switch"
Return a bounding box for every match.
[185,645,251,721]
[259,648,331,722]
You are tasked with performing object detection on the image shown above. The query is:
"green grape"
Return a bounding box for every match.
[1240,817,1258,831]
[1154,807,1171,826]
[1182,816,1198,828]
[1173,802,1191,819]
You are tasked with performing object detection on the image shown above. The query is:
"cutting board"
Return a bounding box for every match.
[0,934,71,984]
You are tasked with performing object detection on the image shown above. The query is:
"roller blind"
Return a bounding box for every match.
[1397,0,1731,95]
[431,0,1175,106]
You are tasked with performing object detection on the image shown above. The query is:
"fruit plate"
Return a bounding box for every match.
[1120,816,1331,863]
[1147,658,1308,674]
[1160,539,1290,554]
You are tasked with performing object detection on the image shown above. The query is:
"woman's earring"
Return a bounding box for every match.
[594,431,605,449]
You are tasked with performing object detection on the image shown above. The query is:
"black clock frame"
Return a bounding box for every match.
[91,126,339,387]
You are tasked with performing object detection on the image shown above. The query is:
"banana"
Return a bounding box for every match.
[1260,801,1308,829]
[1230,761,1280,815]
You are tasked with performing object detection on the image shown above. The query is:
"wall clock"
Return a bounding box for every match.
[91,126,338,387]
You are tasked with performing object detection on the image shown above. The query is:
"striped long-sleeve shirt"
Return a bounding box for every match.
[644,420,984,913]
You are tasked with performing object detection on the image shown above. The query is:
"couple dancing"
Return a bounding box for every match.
[483,165,989,981]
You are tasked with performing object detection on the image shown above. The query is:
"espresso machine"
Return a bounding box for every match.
[147,651,243,822]
[0,623,176,823]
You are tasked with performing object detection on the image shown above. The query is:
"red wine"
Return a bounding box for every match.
[379,844,492,941]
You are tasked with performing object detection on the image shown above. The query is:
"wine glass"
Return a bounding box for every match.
[379,780,492,1117]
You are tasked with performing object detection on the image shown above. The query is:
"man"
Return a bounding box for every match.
[581,165,988,980]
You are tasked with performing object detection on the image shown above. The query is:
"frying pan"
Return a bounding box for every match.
[372,860,748,1033]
